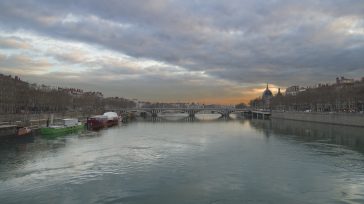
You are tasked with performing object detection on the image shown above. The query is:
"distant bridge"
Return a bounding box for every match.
[107,107,271,119]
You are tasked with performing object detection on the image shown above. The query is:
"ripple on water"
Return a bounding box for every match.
[1,120,364,204]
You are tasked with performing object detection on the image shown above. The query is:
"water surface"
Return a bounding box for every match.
[1,118,364,204]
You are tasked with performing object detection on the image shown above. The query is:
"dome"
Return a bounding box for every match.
[263,89,272,97]
[262,84,273,98]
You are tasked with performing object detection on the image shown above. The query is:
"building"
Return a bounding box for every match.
[336,76,354,85]
[0,74,29,114]
[59,88,84,97]
[285,85,299,96]
[262,84,273,109]
[285,85,306,96]
[83,91,103,98]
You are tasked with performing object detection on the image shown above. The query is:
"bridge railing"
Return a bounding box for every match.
[110,107,251,112]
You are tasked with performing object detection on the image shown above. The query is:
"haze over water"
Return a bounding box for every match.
[1,116,364,204]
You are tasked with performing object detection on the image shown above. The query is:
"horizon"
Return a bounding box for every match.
[2,71,276,104]
[0,1,363,104]
[4,71,363,105]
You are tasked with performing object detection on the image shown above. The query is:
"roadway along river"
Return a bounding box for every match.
[1,115,364,204]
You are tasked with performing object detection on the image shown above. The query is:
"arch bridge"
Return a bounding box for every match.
[110,107,254,118]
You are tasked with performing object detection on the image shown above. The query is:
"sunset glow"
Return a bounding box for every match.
[0,1,363,103]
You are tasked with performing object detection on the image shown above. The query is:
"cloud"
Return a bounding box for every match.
[0,53,51,75]
[0,36,31,49]
[0,0,363,103]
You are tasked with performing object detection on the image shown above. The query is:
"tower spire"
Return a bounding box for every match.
[266,83,269,89]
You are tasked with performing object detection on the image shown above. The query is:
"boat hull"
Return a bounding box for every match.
[41,124,85,137]
[86,116,108,130]
[106,119,119,127]
[103,112,119,127]
[17,127,32,136]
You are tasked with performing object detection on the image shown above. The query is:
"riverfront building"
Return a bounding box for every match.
[0,73,122,115]
[0,74,29,114]
[285,85,306,96]
[262,84,273,109]
[336,76,354,85]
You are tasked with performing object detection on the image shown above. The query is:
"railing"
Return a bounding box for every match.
[112,107,250,112]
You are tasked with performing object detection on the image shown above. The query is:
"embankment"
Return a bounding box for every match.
[0,112,93,127]
[271,111,364,127]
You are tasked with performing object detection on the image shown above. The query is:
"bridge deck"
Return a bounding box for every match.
[111,108,251,112]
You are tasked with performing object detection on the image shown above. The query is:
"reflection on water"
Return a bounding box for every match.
[195,113,222,120]
[0,118,364,204]
[143,114,229,122]
[157,113,189,121]
[250,118,364,154]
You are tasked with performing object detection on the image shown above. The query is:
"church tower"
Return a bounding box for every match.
[262,83,273,109]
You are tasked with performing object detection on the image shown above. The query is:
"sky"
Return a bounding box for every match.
[0,0,363,104]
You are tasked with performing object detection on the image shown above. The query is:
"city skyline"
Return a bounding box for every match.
[0,1,363,104]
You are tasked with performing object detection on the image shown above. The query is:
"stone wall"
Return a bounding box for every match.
[0,112,92,126]
[272,111,364,127]
[0,125,17,137]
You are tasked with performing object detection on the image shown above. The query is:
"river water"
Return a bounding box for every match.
[1,115,364,204]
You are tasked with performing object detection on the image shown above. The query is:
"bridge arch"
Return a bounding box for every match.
[113,108,251,118]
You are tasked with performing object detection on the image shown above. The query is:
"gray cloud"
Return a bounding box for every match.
[0,0,363,102]
[0,53,50,74]
[0,36,31,49]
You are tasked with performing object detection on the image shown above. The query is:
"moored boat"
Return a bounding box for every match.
[17,127,32,136]
[41,118,84,137]
[103,112,119,127]
[86,115,108,130]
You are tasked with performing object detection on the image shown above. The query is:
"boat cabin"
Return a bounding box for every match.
[63,119,79,127]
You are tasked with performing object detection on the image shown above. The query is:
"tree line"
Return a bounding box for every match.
[0,74,136,115]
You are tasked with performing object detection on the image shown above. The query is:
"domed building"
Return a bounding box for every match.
[276,88,283,97]
[262,84,273,109]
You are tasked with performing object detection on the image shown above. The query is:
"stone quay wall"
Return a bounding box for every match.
[271,111,364,127]
[0,112,93,127]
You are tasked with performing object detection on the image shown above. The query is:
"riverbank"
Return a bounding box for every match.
[272,111,364,127]
[0,112,94,127]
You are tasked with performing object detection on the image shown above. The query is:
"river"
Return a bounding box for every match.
[1,115,364,204]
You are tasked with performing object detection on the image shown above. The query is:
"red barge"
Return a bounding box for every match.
[86,115,108,130]
[103,112,119,127]
[86,112,119,130]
